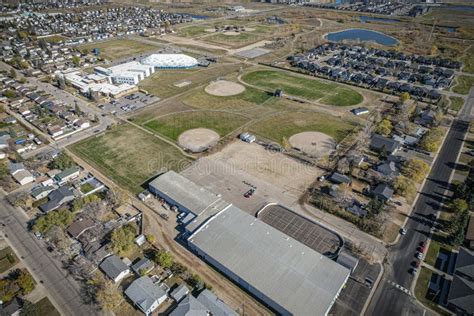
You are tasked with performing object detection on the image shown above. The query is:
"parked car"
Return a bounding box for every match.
[416,252,423,260]
[244,188,256,198]
[400,228,407,235]
[410,268,418,275]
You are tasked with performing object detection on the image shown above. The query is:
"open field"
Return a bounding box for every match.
[450,96,465,112]
[205,32,264,48]
[241,70,363,106]
[70,124,192,194]
[79,39,158,60]
[143,111,249,141]
[179,25,209,37]
[461,46,474,74]
[453,75,474,95]
[138,63,244,99]
[31,297,61,316]
[183,85,271,110]
[249,111,357,144]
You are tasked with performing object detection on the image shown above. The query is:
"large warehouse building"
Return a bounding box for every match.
[149,171,350,315]
[141,53,198,69]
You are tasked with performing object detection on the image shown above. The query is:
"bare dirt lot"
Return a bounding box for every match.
[181,141,323,213]
[178,128,219,153]
[204,80,246,97]
[289,131,336,157]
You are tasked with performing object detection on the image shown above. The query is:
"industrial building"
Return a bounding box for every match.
[149,171,350,315]
[141,54,198,69]
[95,61,155,85]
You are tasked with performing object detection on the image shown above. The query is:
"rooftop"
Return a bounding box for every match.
[188,206,350,315]
[125,276,167,313]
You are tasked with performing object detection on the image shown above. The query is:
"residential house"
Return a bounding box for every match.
[170,283,190,303]
[39,186,75,212]
[125,276,168,315]
[169,295,209,316]
[66,218,96,239]
[447,248,474,315]
[372,184,394,202]
[131,258,155,275]
[376,161,398,178]
[0,297,23,316]
[54,166,80,185]
[416,109,436,127]
[30,185,54,200]
[370,134,400,155]
[8,162,34,185]
[329,172,351,185]
[99,255,130,283]
[196,289,238,316]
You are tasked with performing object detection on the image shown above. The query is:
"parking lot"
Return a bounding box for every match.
[331,258,382,316]
[258,204,342,257]
[100,92,160,115]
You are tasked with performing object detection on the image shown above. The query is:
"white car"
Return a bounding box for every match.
[400,228,407,235]
[416,252,423,260]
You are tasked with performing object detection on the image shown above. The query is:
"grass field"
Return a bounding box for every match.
[144,111,249,141]
[29,297,61,316]
[70,124,192,194]
[79,39,158,60]
[139,63,243,99]
[184,85,272,110]
[205,32,263,47]
[0,246,19,273]
[461,46,474,74]
[450,96,465,112]
[249,111,357,144]
[452,75,474,95]
[241,70,363,106]
[179,25,209,37]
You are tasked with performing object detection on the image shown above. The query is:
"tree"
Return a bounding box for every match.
[72,55,80,67]
[170,262,187,275]
[48,152,75,170]
[450,198,468,213]
[105,188,128,207]
[33,209,75,234]
[420,127,444,152]
[96,280,123,311]
[401,158,429,183]
[375,119,393,136]
[14,269,35,295]
[394,176,417,199]
[154,249,173,269]
[9,68,17,79]
[400,92,410,103]
[4,89,16,98]
[146,234,156,244]
[366,198,385,216]
[110,224,136,255]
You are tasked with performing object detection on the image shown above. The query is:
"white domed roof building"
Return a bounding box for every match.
[141,54,198,69]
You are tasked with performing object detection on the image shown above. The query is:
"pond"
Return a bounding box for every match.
[360,16,401,23]
[326,28,399,46]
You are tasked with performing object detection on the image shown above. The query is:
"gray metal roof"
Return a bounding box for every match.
[125,276,167,313]
[188,206,350,316]
[196,289,237,316]
[99,255,129,280]
[170,283,190,303]
[131,258,155,275]
[149,171,226,216]
[169,294,208,316]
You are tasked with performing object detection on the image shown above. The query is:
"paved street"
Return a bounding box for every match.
[0,190,98,316]
[367,87,474,316]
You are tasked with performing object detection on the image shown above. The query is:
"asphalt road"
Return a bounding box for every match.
[367,88,473,316]
[0,190,98,316]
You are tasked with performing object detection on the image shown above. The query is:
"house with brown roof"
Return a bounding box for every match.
[67,217,96,239]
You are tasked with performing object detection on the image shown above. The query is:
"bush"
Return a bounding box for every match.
[394,176,417,199]
[402,158,430,183]
[154,250,173,269]
[420,127,444,152]
[110,224,136,255]
[33,209,75,234]
[48,152,75,170]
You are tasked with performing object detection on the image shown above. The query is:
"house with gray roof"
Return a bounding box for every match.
[125,276,167,315]
[30,185,54,200]
[447,248,474,315]
[329,172,351,185]
[99,255,130,283]
[370,134,400,155]
[372,184,394,202]
[39,186,75,213]
[376,161,398,177]
[196,289,237,316]
[131,258,155,275]
[169,294,209,316]
[170,283,190,303]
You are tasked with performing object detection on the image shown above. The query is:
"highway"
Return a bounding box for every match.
[367,88,473,316]
[0,190,99,316]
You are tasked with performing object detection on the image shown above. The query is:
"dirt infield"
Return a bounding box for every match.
[204,80,246,97]
[178,128,220,153]
[289,131,336,157]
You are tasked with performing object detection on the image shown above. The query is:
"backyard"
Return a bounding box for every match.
[0,247,19,273]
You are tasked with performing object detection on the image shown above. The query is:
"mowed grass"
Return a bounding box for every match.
[179,25,209,37]
[242,70,363,106]
[30,297,61,316]
[450,96,465,112]
[462,46,474,74]
[70,124,191,194]
[205,33,263,47]
[139,63,243,99]
[453,75,474,95]
[79,39,157,60]
[144,111,249,141]
[0,246,19,273]
[249,111,357,144]
[184,85,271,110]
